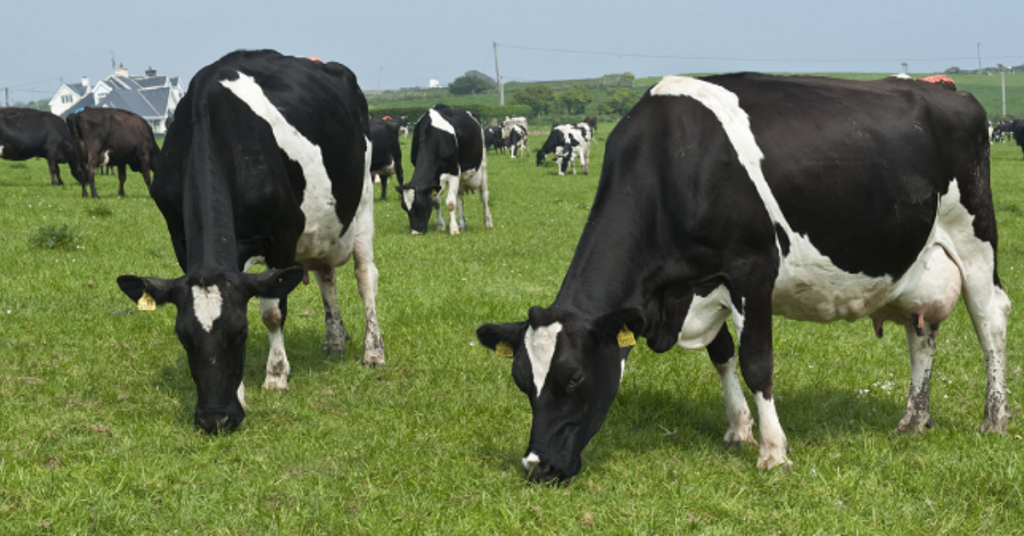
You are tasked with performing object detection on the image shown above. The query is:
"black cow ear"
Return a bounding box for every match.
[596,307,646,347]
[243,266,305,299]
[117,275,181,307]
[477,321,526,358]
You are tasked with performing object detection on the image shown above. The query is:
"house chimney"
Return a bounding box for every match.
[115,63,129,77]
[81,76,90,92]
[145,66,156,77]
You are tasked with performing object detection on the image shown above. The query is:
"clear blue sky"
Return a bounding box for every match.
[2,0,1022,103]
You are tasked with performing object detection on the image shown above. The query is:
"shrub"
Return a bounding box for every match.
[28,224,82,250]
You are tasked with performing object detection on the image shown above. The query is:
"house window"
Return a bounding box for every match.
[61,95,73,103]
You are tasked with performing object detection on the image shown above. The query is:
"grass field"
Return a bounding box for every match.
[1,127,1024,533]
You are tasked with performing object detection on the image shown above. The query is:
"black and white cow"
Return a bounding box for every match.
[0,107,79,186]
[536,123,591,175]
[484,126,505,154]
[506,124,528,159]
[399,104,493,235]
[478,73,1010,481]
[369,118,404,200]
[384,115,410,137]
[116,49,384,433]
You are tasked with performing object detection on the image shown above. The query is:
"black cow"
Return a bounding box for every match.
[369,118,403,200]
[116,49,384,433]
[1012,120,1024,159]
[0,108,79,186]
[478,73,1010,481]
[66,108,160,198]
[484,126,505,154]
[399,104,493,235]
[583,114,597,137]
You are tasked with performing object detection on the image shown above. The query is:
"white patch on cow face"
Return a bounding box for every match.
[191,285,223,333]
[0,145,4,158]
[220,72,344,264]
[243,256,266,272]
[429,108,456,136]
[524,322,563,397]
[100,150,111,167]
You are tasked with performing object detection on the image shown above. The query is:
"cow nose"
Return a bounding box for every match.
[195,411,236,433]
[522,452,561,482]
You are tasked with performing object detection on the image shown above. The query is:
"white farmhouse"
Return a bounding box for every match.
[50,64,185,134]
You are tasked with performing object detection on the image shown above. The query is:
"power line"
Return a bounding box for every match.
[495,43,1024,64]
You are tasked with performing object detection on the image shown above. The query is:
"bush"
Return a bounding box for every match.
[599,88,642,117]
[29,224,82,250]
[514,85,556,115]
[449,74,495,96]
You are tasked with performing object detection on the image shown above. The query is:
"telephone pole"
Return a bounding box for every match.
[977,43,982,71]
[493,42,504,106]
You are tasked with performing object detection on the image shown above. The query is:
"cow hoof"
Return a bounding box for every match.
[757,441,792,471]
[449,228,460,236]
[263,375,289,392]
[894,413,932,435]
[362,354,385,367]
[723,430,757,449]
[979,420,1009,434]
[323,341,347,356]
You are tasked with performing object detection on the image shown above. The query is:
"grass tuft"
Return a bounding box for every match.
[28,223,82,250]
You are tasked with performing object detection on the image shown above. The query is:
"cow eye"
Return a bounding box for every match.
[566,374,585,393]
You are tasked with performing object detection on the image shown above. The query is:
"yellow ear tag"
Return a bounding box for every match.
[617,326,636,348]
[495,341,514,357]
[431,189,438,196]
[137,291,157,312]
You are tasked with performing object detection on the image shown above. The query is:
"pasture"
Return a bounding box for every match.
[1,124,1023,533]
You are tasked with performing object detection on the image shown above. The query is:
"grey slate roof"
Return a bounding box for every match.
[100,88,160,117]
[66,83,87,96]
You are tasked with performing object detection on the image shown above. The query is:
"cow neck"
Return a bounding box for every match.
[181,170,239,277]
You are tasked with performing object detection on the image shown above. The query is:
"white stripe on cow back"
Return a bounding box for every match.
[429,108,456,136]
[220,72,344,263]
[191,285,223,333]
[525,322,563,397]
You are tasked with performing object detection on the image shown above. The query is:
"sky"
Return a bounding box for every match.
[2,0,1023,104]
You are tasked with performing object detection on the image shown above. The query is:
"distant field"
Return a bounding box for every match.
[371,71,1024,123]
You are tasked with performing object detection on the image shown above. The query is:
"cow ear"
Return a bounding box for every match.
[595,306,646,348]
[243,266,305,299]
[477,321,527,358]
[117,275,181,307]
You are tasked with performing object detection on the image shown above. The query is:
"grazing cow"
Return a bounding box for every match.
[0,108,79,186]
[506,124,529,158]
[536,123,591,175]
[993,120,1016,143]
[66,108,160,198]
[369,118,404,200]
[398,104,493,235]
[477,73,1009,481]
[116,49,384,433]
[484,126,505,153]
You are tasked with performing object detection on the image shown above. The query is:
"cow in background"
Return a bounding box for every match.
[399,104,492,235]
[1012,120,1024,159]
[0,107,79,186]
[536,123,591,175]
[507,124,528,158]
[369,118,403,200]
[484,126,505,153]
[583,114,597,138]
[116,49,384,432]
[66,108,159,198]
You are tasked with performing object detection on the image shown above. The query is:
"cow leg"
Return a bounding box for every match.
[707,326,756,447]
[314,266,348,356]
[961,269,1012,433]
[378,175,388,200]
[86,165,99,198]
[117,164,128,197]
[261,296,291,391]
[445,178,461,235]
[896,324,935,433]
[733,281,791,470]
[479,169,493,230]
[351,195,385,367]
[46,155,62,186]
[140,162,153,191]
[433,194,446,232]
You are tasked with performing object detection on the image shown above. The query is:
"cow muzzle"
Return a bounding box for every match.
[522,451,572,483]
[194,405,244,434]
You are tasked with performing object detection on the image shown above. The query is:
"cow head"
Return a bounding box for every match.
[476,306,644,482]
[116,266,304,433]
[398,183,438,235]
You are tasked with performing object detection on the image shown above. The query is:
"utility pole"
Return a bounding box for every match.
[493,42,504,106]
[1002,68,1007,116]
[978,43,982,71]
[5,87,8,107]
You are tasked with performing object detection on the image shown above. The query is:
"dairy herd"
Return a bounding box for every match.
[0,50,1015,482]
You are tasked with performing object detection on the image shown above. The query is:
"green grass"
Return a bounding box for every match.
[1,130,1023,534]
